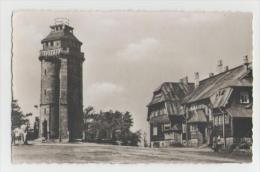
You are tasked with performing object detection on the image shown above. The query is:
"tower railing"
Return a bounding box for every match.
[40,48,70,57]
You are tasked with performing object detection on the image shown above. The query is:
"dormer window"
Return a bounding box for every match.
[240,91,250,104]
[216,89,225,97]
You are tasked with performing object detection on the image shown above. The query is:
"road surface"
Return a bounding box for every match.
[12,143,251,163]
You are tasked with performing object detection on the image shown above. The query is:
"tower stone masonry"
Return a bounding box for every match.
[39,20,85,142]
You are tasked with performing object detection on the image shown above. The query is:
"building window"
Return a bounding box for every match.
[182,124,186,133]
[44,89,47,95]
[44,69,47,75]
[190,124,197,131]
[224,114,229,124]
[240,91,250,104]
[44,108,46,114]
[164,123,171,131]
[153,127,158,136]
[214,116,219,126]
[218,115,223,125]
[209,113,213,121]
[151,111,155,118]
[215,115,229,126]
[160,108,163,115]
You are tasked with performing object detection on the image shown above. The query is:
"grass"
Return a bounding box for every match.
[11,143,252,164]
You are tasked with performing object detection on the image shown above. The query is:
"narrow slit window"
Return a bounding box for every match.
[44,89,47,95]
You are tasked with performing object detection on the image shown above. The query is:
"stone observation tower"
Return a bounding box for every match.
[39,18,85,142]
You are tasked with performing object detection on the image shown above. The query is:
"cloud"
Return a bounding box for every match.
[89,82,124,95]
[177,12,223,25]
[116,38,160,61]
[86,82,125,110]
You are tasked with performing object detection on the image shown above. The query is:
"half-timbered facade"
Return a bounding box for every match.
[184,59,252,148]
[147,80,194,147]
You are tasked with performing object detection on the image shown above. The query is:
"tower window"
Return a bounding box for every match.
[44,108,46,114]
[44,89,47,95]
[44,69,47,75]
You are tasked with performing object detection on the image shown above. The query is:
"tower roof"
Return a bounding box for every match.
[41,24,82,44]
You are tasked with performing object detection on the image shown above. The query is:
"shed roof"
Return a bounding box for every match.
[149,114,171,125]
[226,104,252,118]
[185,64,252,104]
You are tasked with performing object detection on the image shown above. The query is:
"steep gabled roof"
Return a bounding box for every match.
[185,64,252,104]
[148,82,194,106]
[147,82,194,115]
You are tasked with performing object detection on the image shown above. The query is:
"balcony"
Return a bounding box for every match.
[40,48,70,57]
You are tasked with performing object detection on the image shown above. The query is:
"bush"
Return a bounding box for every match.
[239,142,251,149]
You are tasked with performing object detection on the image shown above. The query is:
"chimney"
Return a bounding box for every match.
[243,55,249,64]
[209,73,214,77]
[180,76,188,84]
[194,72,199,88]
[217,60,223,74]
[224,66,229,72]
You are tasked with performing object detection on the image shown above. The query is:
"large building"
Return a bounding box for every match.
[147,80,194,147]
[184,58,252,148]
[39,19,85,142]
[147,57,253,148]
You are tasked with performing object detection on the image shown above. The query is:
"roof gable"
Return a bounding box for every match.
[147,82,194,116]
[186,64,252,104]
[148,82,194,106]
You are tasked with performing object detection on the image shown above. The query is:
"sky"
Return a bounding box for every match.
[12,11,252,133]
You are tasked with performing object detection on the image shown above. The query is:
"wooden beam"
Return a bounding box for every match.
[223,112,226,148]
[231,117,234,137]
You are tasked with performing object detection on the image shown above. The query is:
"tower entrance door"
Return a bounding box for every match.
[42,120,48,139]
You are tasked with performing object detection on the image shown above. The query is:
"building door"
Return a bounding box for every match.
[42,120,47,139]
[198,123,207,145]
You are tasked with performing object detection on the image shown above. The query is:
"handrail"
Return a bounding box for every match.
[40,48,69,56]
